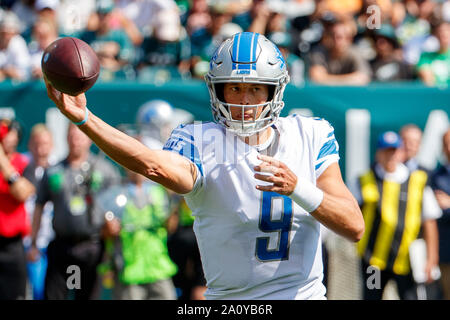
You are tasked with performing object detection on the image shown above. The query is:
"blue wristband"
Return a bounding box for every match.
[73,108,89,126]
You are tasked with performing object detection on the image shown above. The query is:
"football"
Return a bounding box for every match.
[41,37,100,96]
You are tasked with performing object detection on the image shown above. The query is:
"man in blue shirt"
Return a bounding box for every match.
[430,128,450,300]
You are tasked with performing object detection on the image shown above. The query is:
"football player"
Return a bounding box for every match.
[44,32,364,300]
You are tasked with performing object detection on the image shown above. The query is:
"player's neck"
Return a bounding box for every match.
[240,127,273,147]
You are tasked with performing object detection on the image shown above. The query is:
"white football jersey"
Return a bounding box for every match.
[163,114,340,300]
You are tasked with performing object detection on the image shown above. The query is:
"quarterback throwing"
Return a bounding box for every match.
[44,32,364,300]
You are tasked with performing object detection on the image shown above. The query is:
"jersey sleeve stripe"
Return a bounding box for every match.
[315,160,326,171]
[315,154,339,171]
[317,138,338,161]
[315,155,340,178]
[171,129,194,142]
[189,143,204,177]
[163,139,204,177]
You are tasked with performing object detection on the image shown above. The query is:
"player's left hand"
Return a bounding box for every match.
[254,154,297,195]
[44,77,87,124]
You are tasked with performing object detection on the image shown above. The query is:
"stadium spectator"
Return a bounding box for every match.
[370,24,415,82]
[308,15,372,85]
[263,0,316,20]
[186,0,211,36]
[44,31,365,300]
[57,0,96,37]
[444,0,450,23]
[186,2,245,78]
[355,0,406,30]
[97,166,178,300]
[429,128,450,300]
[11,0,38,40]
[189,4,232,78]
[400,124,426,172]
[175,0,190,25]
[397,0,439,66]
[247,0,275,34]
[23,124,55,300]
[205,0,253,20]
[400,123,444,299]
[396,0,436,44]
[391,0,408,26]
[78,0,135,81]
[188,0,251,40]
[354,131,441,300]
[417,20,450,86]
[109,8,143,47]
[355,0,398,33]
[29,123,121,300]
[10,0,59,43]
[315,0,363,18]
[0,118,36,300]
[34,0,59,30]
[135,12,190,82]
[28,18,58,79]
[247,0,290,37]
[0,11,31,81]
[0,1,16,10]
[222,0,263,33]
[115,0,181,41]
[268,31,306,86]
[35,0,59,15]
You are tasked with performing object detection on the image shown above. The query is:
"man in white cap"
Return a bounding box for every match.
[34,0,59,28]
[115,0,180,39]
[35,0,60,13]
[0,11,30,81]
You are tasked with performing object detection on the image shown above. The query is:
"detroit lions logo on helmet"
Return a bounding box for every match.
[273,43,286,70]
[210,40,227,71]
[210,48,219,71]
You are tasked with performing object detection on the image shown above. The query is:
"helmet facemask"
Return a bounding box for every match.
[208,81,286,137]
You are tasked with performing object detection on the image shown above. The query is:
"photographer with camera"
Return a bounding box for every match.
[0,118,36,300]
[29,123,121,300]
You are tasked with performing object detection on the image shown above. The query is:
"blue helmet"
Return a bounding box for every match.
[136,99,194,144]
[136,99,174,142]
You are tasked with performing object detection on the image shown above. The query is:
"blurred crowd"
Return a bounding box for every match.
[0,0,449,86]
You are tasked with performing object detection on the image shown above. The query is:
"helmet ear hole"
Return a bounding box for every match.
[213,83,228,117]
[214,83,225,102]
[267,85,275,101]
